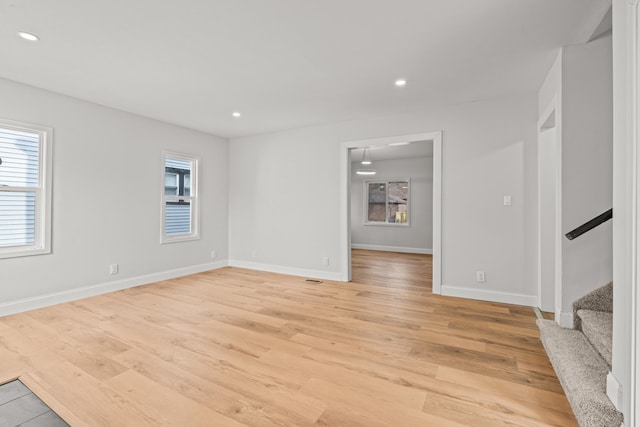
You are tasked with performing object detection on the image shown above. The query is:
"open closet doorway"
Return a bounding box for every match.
[340,131,442,293]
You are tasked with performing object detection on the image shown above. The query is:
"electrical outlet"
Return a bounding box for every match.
[251,249,257,259]
[322,256,329,266]
[109,264,119,275]
[476,271,485,283]
[211,250,217,259]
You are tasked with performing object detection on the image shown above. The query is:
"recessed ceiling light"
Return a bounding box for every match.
[356,170,376,176]
[17,32,39,42]
[395,79,407,87]
[232,112,241,118]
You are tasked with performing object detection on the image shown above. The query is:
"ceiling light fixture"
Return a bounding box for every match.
[395,79,407,87]
[17,31,39,41]
[356,148,376,175]
[361,148,372,165]
[232,111,241,118]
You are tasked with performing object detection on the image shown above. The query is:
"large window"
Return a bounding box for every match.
[161,152,199,243]
[0,119,52,259]
[365,179,410,225]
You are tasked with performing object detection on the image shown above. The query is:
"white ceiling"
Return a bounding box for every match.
[0,0,610,139]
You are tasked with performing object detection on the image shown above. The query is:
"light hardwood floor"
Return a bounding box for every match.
[0,250,576,426]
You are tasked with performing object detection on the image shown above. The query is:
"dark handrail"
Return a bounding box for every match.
[565,209,613,240]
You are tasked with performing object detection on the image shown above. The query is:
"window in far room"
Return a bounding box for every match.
[161,152,199,243]
[365,179,409,225]
[0,119,52,259]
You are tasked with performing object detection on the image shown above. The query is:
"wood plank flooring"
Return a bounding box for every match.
[0,250,577,426]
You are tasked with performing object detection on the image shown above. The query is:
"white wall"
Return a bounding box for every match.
[350,156,433,253]
[537,49,570,323]
[610,0,635,421]
[229,94,538,305]
[538,52,562,119]
[538,127,558,312]
[537,51,562,315]
[560,33,613,318]
[0,78,229,313]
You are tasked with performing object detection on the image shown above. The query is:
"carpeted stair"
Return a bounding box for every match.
[537,283,623,427]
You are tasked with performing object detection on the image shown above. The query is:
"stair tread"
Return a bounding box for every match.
[537,319,622,427]
[577,309,612,367]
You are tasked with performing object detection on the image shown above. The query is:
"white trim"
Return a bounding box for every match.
[351,244,432,254]
[537,95,561,314]
[555,92,564,326]
[440,285,537,307]
[533,307,544,320]
[160,151,200,244]
[432,132,442,294]
[0,261,228,318]
[41,122,53,258]
[341,131,443,291]
[632,2,640,425]
[607,372,624,412]
[0,118,53,260]
[228,259,343,282]
[340,144,352,281]
[557,311,574,328]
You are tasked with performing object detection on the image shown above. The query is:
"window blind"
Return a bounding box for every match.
[0,127,40,247]
[0,127,40,187]
[0,192,36,247]
[165,203,191,235]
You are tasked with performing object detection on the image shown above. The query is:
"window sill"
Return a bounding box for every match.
[363,222,410,227]
[0,246,51,260]
[160,234,200,245]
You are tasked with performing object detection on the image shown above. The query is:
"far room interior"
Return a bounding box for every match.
[0,1,638,426]
[350,141,434,256]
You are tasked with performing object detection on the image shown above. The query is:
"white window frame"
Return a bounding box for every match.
[160,151,200,244]
[364,178,410,226]
[164,172,179,196]
[0,118,53,259]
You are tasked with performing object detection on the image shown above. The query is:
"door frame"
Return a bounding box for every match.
[339,131,443,293]
[630,1,640,423]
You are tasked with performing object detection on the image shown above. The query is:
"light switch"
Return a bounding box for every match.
[503,195,512,206]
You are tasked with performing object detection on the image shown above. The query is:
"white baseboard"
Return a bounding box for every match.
[0,260,228,317]
[228,259,343,282]
[351,244,432,255]
[557,311,574,328]
[606,372,624,412]
[440,285,537,306]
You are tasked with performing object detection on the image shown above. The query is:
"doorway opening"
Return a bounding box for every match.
[340,131,442,293]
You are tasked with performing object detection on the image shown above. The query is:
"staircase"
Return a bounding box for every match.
[537,283,623,427]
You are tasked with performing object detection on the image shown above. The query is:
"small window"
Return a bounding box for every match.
[365,179,409,225]
[0,119,53,259]
[161,152,199,243]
